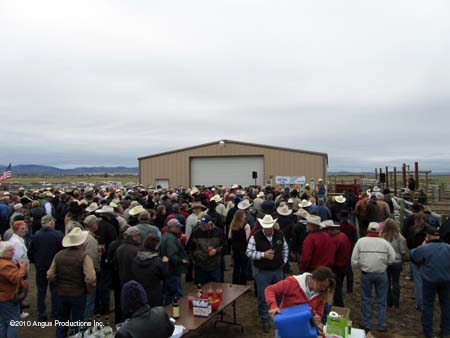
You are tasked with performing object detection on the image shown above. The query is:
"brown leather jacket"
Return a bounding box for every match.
[0,258,27,301]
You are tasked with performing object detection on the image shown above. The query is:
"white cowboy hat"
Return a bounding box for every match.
[299,199,312,208]
[129,205,145,216]
[45,192,55,198]
[306,215,321,227]
[211,195,223,203]
[238,199,252,210]
[320,220,339,229]
[257,215,278,229]
[257,191,265,198]
[95,206,115,214]
[277,204,292,216]
[62,227,89,248]
[372,186,381,193]
[294,208,310,219]
[335,195,346,204]
[231,184,239,189]
[287,198,294,204]
[190,187,200,195]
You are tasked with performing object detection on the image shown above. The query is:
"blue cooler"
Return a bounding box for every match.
[274,304,318,338]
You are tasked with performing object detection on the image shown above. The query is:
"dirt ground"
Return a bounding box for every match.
[20,258,442,338]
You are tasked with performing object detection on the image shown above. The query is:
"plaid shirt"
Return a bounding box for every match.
[246,233,289,263]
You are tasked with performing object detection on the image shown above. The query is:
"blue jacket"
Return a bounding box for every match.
[410,241,450,283]
[28,227,64,271]
[0,202,9,221]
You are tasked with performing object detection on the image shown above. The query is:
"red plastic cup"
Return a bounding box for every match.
[216,289,223,300]
[207,288,213,297]
[187,296,193,309]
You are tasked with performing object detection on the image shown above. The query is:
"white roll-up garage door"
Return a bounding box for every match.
[191,156,264,187]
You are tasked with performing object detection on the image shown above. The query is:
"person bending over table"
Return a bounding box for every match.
[265,266,335,335]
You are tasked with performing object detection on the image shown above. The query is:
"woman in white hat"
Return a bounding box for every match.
[47,227,96,338]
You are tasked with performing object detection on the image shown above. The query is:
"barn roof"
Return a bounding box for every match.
[138,139,328,162]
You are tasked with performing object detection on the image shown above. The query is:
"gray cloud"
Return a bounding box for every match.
[1,0,450,171]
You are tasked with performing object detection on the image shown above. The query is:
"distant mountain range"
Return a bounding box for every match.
[2,164,138,175]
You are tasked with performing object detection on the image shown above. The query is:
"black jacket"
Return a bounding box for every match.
[29,206,46,234]
[97,219,119,265]
[114,240,141,286]
[28,227,64,271]
[115,305,174,338]
[131,250,169,307]
[290,221,307,254]
[276,214,295,243]
[188,226,225,271]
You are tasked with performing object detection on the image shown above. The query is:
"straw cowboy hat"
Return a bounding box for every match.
[238,200,252,210]
[305,215,321,227]
[335,195,346,204]
[299,199,312,208]
[277,204,292,216]
[294,208,310,219]
[189,202,207,210]
[62,227,89,248]
[129,205,145,216]
[257,215,278,229]
[257,191,265,198]
[95,206,115,214]
[210,195,223,203]
[85,202,99,213]
[320,220,339,229]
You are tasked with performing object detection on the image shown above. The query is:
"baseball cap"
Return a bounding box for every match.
[41,215,55,224]
[198,214,212,225]
[167,218,182,228]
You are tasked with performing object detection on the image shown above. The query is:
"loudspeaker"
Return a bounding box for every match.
[379,173,386,183]
[252,171,258,179]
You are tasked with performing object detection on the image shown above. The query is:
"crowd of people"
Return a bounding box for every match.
[0,181,449,338]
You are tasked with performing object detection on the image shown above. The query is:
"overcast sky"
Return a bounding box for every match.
[1,0,449,172]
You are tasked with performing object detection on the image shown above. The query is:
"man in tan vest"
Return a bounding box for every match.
[47,227,96,338]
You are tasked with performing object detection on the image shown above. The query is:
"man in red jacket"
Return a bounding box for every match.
[321,220,352,307]
[265,266,336,335]
[299,215,336,272]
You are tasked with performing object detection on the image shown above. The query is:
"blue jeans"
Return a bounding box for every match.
[96,264,112,313]
[164,274,183,305]
[0,300,20,338]
[36,268,58,320]
[194,267,221,285]
[422,280,450,337]
[56,295,86,338]
[254,267,283,325]
[360,271,388,330]
[84,288,96,321]
[387,263,402,308]
[410,261,423,309]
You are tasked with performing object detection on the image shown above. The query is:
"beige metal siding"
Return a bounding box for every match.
[139,142,327,188]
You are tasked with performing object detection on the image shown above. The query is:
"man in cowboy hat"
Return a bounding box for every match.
[43,192,56,217]
[95,205,119,315]
[330,195,349,223]
[321,220,352,307]
[47,227,96,338]
[300,215,335,273]
[351,222,395,332]
[276,204,295,274]
[246,214,288,332]
[290,208,309,270]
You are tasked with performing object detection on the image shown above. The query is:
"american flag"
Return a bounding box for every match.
[0,163,12,183]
